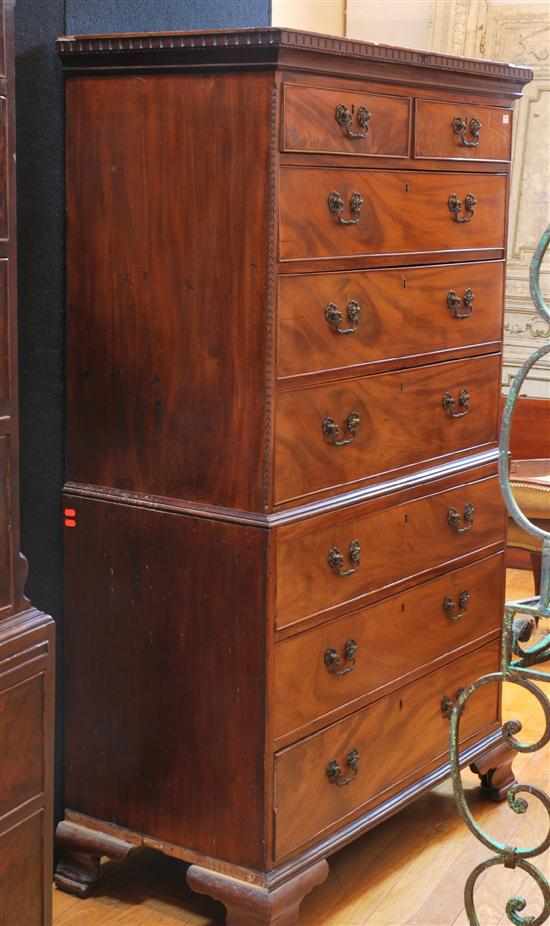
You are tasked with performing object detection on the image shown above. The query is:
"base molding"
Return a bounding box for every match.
[54,821,134,897]
[187,860,329,926]
[55,727,513,907]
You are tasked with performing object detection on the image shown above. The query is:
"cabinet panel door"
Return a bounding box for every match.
[0,436,11,610]
[0,812,45,926]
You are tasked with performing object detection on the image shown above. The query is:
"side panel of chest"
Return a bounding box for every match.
[62,495,270,869]
[65,72,275,511]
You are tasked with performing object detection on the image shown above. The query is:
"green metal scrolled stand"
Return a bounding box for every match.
[449,224,550,926]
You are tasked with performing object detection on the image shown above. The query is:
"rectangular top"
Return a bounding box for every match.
[57,26,533,88]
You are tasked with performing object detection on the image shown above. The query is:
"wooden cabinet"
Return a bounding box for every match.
[0,4,54,924]
[56,27,532,926]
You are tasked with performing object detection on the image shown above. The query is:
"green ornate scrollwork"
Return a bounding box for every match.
[449,225,550,925]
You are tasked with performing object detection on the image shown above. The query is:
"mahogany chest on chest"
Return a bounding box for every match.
[56,28,532,923]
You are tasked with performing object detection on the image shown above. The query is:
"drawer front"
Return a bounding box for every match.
[415,99,512,162]
[274,640,500,860]
[279,169,506,262]
[275,355,500,504]
[277,261,504,379]
[282,83,411,158]
[273,553,504,740]
[275,475,505,629]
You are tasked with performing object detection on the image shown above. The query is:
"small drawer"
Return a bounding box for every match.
[275,475,506,629]
[415,99,512,162]
[273,553,504,740]
[275,354,500,504]
[277,261,504,379]
[274,639,500,860]
[282,83,411,158]
[279,168,506,262]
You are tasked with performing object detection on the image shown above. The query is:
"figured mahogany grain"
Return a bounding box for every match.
[279,168,506,262]
[65,72,273,511]
[273,552,504,740]
[275,475,506,629]
[277,261,504,379]
[274,355,500,504]
[274,639,500,860]
[63,495,268,869]
[282,83,411,158]
[415,99,512,162]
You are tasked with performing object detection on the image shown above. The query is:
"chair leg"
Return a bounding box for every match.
[530,550,542,595]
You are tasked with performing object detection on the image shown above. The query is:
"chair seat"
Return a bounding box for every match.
[508,459,550,551]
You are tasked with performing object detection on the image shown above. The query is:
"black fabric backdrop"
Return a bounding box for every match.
[15,0,270,825]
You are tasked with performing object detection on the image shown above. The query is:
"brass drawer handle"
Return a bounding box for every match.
[327,539,361,577]
[443,590,471,622]
[324,639,359,676]
[326,748,360,786]
[447,503,475,534]
[322,412,360,447]
[441,688,466,718]
[452,116,481,148]
[335,104,371,139]
[448,192,477,224]
[447,288,474,319]
[442,388,470,418]
[328,191,364,225]
[325,300,361,335]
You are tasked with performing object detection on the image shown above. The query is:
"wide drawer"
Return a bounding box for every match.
[275,475,506,629]
[275,354,500,504]
[279,168,506,262]
[273,553,504,740]
[274,639,500,860]
[277,261,504,379]
[282,83,411,158]
[415,99,512,162]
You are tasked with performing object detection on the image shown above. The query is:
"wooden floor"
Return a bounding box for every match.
[54,569,550,926]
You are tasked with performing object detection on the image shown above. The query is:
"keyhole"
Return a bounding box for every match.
[404,513,409,524]
[405,182,410,193]
[399,699,404,711]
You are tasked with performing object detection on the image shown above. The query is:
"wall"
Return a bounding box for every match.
[347,0,433,48]
[15,0,66,825]
[271,0,344,33]
[66,0,270,34]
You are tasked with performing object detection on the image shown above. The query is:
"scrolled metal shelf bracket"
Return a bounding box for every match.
[448,224,550,925]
